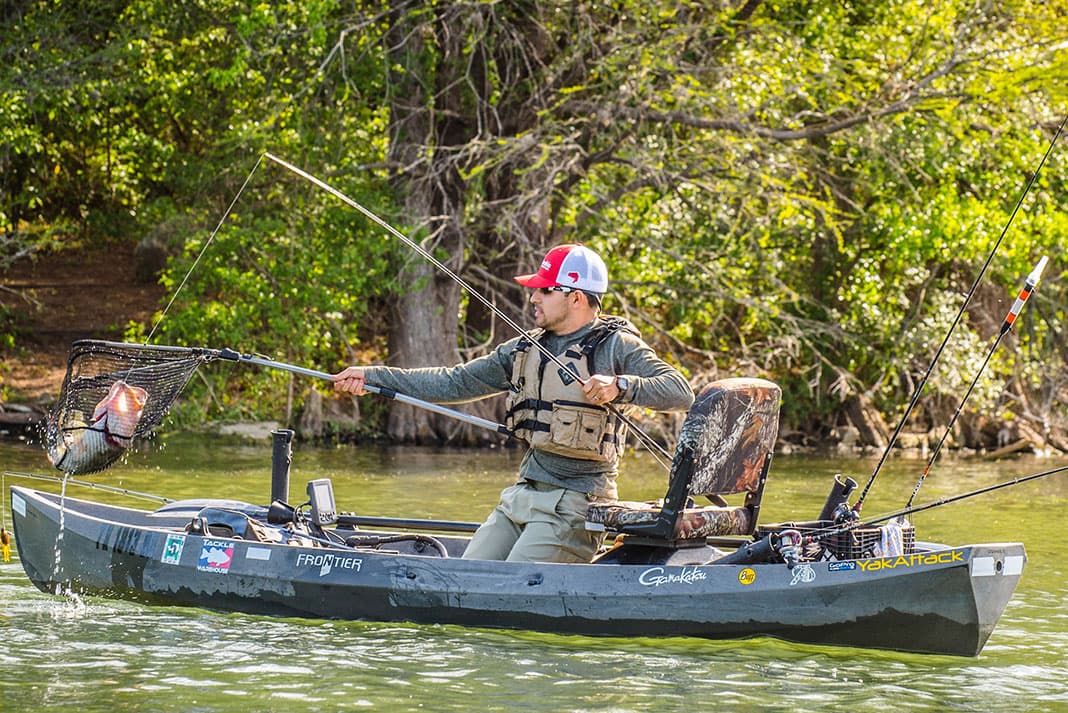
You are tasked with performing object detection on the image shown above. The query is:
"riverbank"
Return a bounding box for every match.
[1,242,165,404]
[1,245,1062,459]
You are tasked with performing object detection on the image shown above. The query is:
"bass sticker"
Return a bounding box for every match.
[197,539,235,573]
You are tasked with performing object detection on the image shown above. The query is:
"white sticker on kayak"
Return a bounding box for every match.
[12,492,25,517]
[246,547,271,561]
[1004,555,1024,576]
[789,563,816,586]
[296,552,362,577]
[971,555,1025,577]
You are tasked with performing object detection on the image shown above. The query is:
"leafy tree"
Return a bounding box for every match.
[2,0,1067,452]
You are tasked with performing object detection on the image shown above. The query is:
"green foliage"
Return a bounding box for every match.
[542,0,1068,430]
[2,0,1068,441]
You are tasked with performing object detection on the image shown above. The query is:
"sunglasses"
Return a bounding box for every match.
[536,285,575,295]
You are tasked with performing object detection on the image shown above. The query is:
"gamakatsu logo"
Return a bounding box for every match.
[296,552,363,577]
[858,549,963,572]
[639,566,707,587]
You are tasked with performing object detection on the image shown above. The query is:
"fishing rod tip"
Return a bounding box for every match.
[1029,255,1049,284]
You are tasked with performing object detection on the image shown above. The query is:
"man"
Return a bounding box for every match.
[332,244,694,562]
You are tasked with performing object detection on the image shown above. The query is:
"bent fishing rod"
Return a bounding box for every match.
[854,113,1067,513]
[905,257,1048,508]
[260,152,675,466]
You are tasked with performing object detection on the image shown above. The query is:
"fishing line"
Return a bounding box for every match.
[70,156,266,477]
[144,154,267,345]
[854,113,1068,512]
[261,152,675,468]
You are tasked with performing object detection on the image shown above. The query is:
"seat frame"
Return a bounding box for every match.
[587,377,780,553]
[612,452,771,547]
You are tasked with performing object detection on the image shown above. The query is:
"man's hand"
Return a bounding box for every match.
[332,366,369,395]
[583,374,620,405]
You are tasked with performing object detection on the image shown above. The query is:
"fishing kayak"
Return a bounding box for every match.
[9,484,1024,657]
[9,377,1026,656]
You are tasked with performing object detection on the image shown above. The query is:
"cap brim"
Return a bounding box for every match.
[514,273,556,288]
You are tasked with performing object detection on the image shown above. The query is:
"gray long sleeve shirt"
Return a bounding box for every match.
[363,317,694,497]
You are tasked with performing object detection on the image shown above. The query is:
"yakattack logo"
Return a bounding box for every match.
[197,539,234,573]
[639,566,707,587]
[296,552,363,577]
[858,549,964,572]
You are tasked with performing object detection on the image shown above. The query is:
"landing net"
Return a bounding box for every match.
[45,340,214,475]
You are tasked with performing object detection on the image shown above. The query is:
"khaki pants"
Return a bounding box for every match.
[461,480,604,563]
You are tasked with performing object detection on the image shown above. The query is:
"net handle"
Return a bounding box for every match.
[69,340,511,437]
[227,351,510,436]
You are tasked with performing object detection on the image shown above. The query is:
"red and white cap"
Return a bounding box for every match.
[513,244,609,294]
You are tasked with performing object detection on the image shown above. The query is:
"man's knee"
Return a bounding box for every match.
[505,521,601,563]
[461,507,520,560]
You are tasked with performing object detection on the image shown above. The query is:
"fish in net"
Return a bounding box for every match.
[45,340,215,474]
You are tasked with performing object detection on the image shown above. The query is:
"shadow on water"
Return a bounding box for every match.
[2,434,1067,712]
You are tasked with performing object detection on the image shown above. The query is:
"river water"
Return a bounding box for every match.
[1,434,1066,712]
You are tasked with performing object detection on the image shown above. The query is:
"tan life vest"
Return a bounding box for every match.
[504,318,636,462]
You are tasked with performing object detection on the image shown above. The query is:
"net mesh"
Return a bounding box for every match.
[44,340,215,475]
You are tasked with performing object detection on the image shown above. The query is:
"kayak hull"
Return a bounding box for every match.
[10,486,1024,656]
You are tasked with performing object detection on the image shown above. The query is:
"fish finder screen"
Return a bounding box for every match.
[307,479,337,525]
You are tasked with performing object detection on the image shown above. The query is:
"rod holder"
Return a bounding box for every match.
[270,429,294,504]
[818,473,857,522]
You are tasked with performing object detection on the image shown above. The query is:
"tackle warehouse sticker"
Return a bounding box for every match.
[161,534,185,566]
[197,539,235,573]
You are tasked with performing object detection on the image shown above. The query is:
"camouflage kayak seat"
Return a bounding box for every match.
[585,378,781,545]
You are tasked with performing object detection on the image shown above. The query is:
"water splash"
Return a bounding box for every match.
[50,473,70,596]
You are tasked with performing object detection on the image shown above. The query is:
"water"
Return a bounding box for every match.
[2,434,1067,712]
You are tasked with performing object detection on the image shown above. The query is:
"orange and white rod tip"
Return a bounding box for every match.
[1003,256,1049,330]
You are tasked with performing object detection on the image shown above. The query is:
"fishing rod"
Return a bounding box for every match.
[2,470,175,504]
[905,257,1048,508]
[260,152,675,466]
[822,462,1068,544]
[718,461,1068,568]
[854,114,1068,513]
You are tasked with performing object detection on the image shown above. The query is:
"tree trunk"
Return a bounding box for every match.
[383,2,502,445]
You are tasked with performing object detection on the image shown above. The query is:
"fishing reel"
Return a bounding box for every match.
[774,529,804,569]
